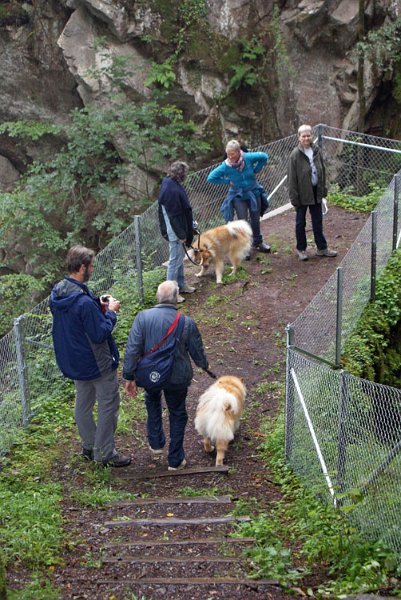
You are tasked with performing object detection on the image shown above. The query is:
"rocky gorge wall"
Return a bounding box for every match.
[1,0,401,192]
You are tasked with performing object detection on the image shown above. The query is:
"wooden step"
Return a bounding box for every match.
[104,515,250,528]
[115,465,229,479]
[103,537,255,549]
[109,495,233,507]
[97,576,279,586]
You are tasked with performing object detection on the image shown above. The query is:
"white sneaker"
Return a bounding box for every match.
[180,285,196,294]
[168,459,187,471]
[148,445,163,457]
[316,248,337,257]
[177,294,185,303]
[297,250,308,261]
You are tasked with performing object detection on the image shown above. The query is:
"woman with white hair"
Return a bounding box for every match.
[287,125,337,261]
[158,161,196,303]
[207,140,271,256]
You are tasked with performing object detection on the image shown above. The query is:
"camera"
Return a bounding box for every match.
[100,295,110,303]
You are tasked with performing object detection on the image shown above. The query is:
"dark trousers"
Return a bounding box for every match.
[295,201,327,252]
[233,196,262,246]
[144,387,188,468]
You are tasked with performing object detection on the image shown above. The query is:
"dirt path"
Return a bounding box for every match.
[53,206,367,599]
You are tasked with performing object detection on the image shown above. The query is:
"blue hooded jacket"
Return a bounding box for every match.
[50,277,119,381]
[207,152,270,221]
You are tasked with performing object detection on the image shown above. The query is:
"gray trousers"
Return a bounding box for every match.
[74,368,120,462]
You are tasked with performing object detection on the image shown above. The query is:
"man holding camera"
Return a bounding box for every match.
[50,245,131,468]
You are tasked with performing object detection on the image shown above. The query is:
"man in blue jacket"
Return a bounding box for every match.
[123,280,209,471]
[207,139,271,256]
[50,245,131,468]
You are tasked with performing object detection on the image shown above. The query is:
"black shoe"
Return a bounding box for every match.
[256,242,271,253]
[82,448,94,461]
[100,453,132,468]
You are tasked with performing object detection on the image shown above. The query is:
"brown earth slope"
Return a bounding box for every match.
[21,206,370,599]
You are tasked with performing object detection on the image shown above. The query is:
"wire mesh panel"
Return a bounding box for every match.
[291,172,401,363]
[286,348,401,555]
[0,330,24,456]
[1,123,401,473]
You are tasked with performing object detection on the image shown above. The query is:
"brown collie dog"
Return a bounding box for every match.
[194,376,246,466]
[190,220,252,284]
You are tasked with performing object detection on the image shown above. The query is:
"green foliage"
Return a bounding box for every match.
[342,248,401,380]
[328,182,385,213]
[356,17,401,70]
[145,58,177,89]
[0,54,209,327]
[0,121,63,141]
[236,414,401,594]
[228,37,266,92]
[0,274,46,337]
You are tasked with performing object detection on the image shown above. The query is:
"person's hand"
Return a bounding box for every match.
[125,380,138,398]
[108,297,121,312]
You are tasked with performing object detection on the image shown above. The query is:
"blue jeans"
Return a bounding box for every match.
[233,196,262,246]
[144,387,188,468]
[167,240,185,289]
[295,203,327,251]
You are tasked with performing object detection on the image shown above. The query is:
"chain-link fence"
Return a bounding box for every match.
[286,126,401,557]
[1,125,401,564]
[286,348,401,555]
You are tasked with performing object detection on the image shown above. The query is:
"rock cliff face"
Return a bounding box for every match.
[0,0,400,189]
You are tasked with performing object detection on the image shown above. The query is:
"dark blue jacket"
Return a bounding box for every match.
[50,277,119,381]
[123,304,208,389]
[158,177,194,247]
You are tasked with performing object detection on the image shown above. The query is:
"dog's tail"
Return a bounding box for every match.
[226,220,252,239]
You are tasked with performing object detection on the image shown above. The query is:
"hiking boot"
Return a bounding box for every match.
[99,453,132,468]
[297,250,308,261]
[316,248,337,257]
[180,285,196,293]
[82,447,93,461]
[177,294,185,303]
[255,242,271,253]
[168,459,187,471]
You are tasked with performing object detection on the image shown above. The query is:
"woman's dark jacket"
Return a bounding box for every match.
[287,143,327,207]
[158,176,194,247]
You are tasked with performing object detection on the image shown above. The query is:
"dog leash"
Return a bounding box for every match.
[204,368,217,379]
[183,226,203,266]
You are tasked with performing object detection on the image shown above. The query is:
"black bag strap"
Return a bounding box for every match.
[143,313,182,356]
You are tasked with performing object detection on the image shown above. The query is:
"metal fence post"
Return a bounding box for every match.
[370,210,377,301]
[336,370,348,499]
[285,324,295,461]
[335,267,344,368]
[393,174,399,252]
[317,123,324,150]
[134,215,144,304]
[13,316,30,426]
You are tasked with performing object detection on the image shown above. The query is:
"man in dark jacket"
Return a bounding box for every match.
[158,161,196,303]
[50,245,131,468]
[123,280,209,470]
[287,124,337,261]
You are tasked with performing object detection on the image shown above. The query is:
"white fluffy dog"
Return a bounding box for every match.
[194,376,246,466]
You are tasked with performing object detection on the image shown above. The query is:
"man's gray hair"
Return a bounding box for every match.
[225,139,241,153]
[157,280,179,304]
[298,124,312,136]
[168,161,189,183]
